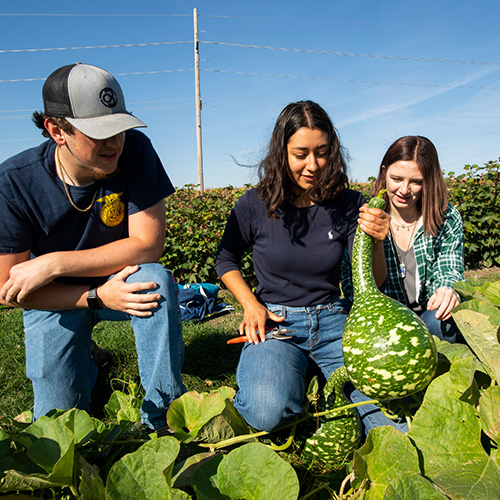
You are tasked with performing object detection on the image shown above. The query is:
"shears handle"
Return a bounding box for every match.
[227,326,272,344]
[226,327,295,344]
[226,336,251,344]
[226,328,273,344]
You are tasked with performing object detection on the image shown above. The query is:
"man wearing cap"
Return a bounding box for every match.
[0,63,186,430]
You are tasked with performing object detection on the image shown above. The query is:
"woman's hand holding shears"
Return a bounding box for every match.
[219,269,286,345]
[237,300,286,344]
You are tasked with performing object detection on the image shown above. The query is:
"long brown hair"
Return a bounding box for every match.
[257,100,349,218]
[373,135,447,236]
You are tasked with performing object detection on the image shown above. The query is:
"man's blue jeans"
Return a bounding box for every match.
[233,300,407,434]
[23,263,186,430]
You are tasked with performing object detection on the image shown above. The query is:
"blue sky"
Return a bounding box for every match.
[1,0,500,189]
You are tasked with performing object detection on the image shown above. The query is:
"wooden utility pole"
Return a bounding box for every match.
[193,8,204,193]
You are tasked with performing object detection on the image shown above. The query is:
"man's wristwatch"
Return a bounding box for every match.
[87,287,103,310]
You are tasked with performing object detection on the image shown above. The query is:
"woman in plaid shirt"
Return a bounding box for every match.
[372,136,464,342]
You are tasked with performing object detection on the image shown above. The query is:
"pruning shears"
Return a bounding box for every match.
[227,327,296,344]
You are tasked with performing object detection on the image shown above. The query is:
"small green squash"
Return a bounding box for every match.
[302,366,361,464]
[342,190,437,400]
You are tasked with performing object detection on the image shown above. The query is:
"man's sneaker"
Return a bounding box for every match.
[91,340,113,369]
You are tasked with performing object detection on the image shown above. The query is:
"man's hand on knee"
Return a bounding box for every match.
[98,265,161,316]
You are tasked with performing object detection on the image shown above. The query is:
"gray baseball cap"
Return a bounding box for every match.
[42,63,146,140]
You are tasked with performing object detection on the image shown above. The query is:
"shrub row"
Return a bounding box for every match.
[160,159,500,284]
[160,185,255,286]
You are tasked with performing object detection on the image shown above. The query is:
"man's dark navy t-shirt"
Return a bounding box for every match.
[0,130,174,285]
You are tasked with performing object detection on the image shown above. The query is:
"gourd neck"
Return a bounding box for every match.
[351,189,387,296]
[352,228,379,295]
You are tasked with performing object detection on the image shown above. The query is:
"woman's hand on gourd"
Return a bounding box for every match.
[239,303,285,345]
[358,203,390,243]
[427,286,460,321]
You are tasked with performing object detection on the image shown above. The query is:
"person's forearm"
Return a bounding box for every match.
[44,236,162,279]
[221,270,260,309]
[0,233,163,307]
[3,264,160,315]
[4,281,89,310]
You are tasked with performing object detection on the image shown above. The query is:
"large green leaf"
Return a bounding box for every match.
[479,386,500,446]
[172,451,217,489]
[77,454,106,500]
[16,408,94,449]
[216,443,299,500]
[352,426,421,499]
[383,472,446,499]
[452,300,500,381]
[197,399,252,443]
[12,410,90,486]
[408,361,500,499]
[433,336,474,365]
[453,281,491,302]
[192,454,227,500]
[105,437,189,499]
[484,281,500,306]
[0,430,11,459]
[167,387,236,443]
[0,468,69,492]
[58,408,96,445]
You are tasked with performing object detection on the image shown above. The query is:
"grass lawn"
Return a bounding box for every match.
[1,268,499,423]
[0,290,243,423]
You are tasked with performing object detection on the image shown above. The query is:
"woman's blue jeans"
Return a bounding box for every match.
[23,263,186,430]
[233,300,407,434]
[419,309,458,343]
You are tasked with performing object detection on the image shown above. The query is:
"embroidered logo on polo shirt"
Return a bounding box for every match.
[97,192,125,227]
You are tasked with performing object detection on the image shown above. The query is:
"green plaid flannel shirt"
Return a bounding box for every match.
[342,204,465,307]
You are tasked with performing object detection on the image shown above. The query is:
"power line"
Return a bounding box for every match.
[201,41,500,66]
[202,69,500,90]
[0,13,190,17]
[0,69,193,83]
[0,41,191,54]
[2,39,500,67]
[2,66,498,89]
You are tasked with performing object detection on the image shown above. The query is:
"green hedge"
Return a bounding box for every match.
[161,160,500,284]
[447,160,500,268]
[160,184,255,286]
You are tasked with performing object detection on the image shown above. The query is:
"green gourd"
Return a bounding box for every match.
[302,366,361,464]
[342,190,437,400]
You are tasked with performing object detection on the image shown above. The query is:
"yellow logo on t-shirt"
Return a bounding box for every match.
[97,193,125,227]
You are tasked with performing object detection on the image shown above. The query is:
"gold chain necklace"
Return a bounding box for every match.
[56,145,98,213]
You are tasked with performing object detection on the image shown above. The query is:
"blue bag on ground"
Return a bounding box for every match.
[177,283,234,322]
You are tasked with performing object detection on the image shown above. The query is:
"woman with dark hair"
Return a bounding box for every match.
[372,135,464,342]
[215,100,392,432]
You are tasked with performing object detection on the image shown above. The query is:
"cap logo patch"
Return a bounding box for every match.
[100,87,118,108]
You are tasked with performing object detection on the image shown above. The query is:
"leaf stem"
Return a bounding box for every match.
[197,399,382,450]
[299,482,328,499]
[198,430,268,450]
[310,399,381,418]
[267,423,296,451]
